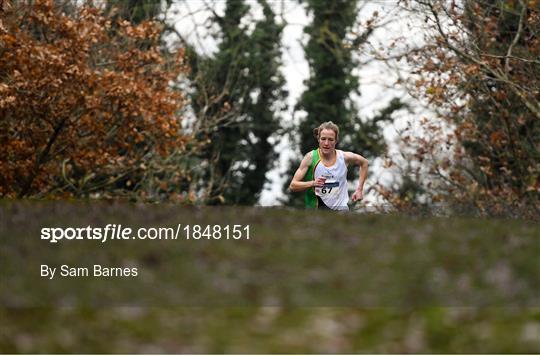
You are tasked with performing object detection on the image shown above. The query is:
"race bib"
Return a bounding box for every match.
[315,179,340,198]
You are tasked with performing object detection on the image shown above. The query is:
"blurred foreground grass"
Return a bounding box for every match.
[0,201,539,353]
[2,306,540,353]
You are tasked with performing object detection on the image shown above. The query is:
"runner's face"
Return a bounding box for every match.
[318,129,336,153]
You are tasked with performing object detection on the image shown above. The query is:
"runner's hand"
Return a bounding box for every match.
[351,189,363,202]
[314,177,326,187]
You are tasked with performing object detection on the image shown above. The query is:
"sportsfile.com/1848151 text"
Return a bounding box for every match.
[40,224,251,244]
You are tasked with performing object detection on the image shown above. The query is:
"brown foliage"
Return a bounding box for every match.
[0,0,192,200]
[379,0,539,218]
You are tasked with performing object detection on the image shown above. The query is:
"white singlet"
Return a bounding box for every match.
[313,149,349,210]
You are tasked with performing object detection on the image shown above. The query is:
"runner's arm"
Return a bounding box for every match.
[343,151,369,201]
[289,152,317,192]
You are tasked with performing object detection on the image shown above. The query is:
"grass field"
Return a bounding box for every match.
[1,201,539,353]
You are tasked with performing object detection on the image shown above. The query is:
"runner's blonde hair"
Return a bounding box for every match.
[313,121,339,142]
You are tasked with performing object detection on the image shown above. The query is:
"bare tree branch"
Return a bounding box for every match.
[505,0,527,74]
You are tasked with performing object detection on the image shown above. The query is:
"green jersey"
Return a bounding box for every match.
[304,149,321,208]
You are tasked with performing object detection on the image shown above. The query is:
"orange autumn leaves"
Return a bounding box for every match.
[0,0,190,198]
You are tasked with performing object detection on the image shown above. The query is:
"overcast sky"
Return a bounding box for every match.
[165,0,429,206]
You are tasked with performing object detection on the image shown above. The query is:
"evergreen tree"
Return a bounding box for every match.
[231,1,287,204]
[188,0,287,205]
[298,0,360,155]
